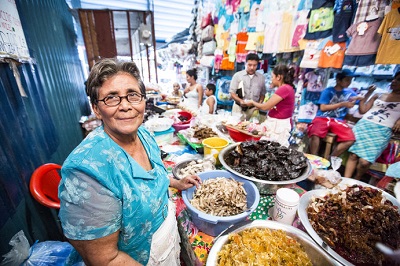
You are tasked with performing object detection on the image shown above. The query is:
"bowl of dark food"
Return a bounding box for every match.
[175,111,193,125]
[219,140,312,194]
[182,170,260,237]
[298,178,400,266]
[206,220,337,266]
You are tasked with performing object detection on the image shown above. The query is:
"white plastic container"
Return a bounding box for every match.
[272,188,300,225]
[153,127,175,146]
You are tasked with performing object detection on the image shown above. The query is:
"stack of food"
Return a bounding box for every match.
[223,140,308,181]
[306,184,400,265]
[217,228,312,265]
[190,177,247,217]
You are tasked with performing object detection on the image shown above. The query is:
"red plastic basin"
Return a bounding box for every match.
[227,127,261,142]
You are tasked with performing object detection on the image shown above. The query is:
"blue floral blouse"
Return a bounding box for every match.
[58,126,169,265]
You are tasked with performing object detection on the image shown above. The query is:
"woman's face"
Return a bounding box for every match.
[271,73,280,87]
[186,74,194,83]
[391,74,400,92]
[93,72,145,140]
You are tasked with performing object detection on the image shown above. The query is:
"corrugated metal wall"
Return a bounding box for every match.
[0,0,89,253]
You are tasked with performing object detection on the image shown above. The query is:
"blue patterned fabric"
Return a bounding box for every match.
[58,125,169,265]
[349,119,392,163]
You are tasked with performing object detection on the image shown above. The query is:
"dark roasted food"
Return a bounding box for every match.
[307,185,400,266]
[223,140,308,181]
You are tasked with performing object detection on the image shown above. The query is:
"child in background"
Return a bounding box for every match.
[171,82,183,98]
[200,83,217,114]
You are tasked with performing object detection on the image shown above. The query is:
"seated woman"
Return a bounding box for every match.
[345,71,400,180]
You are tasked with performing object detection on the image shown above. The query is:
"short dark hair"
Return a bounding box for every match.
[246,53,259,62]
[86,58,146,105]
[206,83,216,94]
[336,69,356,81]
[186,69,197,80]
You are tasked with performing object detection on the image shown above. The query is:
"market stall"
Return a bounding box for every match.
[143,101,400,265]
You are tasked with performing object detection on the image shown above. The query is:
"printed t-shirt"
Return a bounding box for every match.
[316,86,357,120]
[346,18,383,55]
[318,40,346,69]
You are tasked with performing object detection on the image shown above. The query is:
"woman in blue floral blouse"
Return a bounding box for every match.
[58,58,201,265]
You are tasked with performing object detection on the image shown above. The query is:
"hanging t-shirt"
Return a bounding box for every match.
[332,0,356,42]
[346,18,383,55]
[308,7,334,33]
[299,37,330,68]
[245,32,264,52]
[280,12,298,52]
[247,3,260,29]
[318,40,346,69]
[376,8,400,64]
[305,70,326,92]
[263,11,283,53]
[236,32,249,63]
[353,0,388,24]
[304,0,335,40]
[291,10,309,47]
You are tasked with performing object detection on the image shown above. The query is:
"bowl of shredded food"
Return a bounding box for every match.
[206,220,336,266]
[298,178,400,266]
[182,170,260,236]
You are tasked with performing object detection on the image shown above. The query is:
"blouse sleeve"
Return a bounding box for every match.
[59,168,122,240]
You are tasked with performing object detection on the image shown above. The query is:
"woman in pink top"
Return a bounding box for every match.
[243,65,295,146]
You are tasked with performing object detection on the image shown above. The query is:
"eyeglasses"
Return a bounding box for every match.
[97,92,145,106]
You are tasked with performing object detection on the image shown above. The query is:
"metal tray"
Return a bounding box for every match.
[218,143,312,194]
[206,220,338,266]
[297,178,400,266]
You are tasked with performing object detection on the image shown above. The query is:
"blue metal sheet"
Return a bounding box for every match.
[0,0,90,250]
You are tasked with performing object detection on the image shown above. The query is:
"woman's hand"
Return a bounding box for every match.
[367,85,377,94]
[241,100,254,107]
[393,119,400,132]
[170,175,201,190]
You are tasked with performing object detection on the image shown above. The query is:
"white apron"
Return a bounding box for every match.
[148,200,180,265]
[261,117,292,147]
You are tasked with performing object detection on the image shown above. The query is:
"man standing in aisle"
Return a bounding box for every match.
[230,53,266,120]
[307,69,361,157]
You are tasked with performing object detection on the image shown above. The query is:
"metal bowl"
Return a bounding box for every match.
[172,159,215,180]
[298,178,400,266]
[206,220,338,266]
[219,143,312,194]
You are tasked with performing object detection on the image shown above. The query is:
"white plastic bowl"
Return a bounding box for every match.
[144,117,174,132]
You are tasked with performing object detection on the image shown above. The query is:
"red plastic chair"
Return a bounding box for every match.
[29,163,62,209]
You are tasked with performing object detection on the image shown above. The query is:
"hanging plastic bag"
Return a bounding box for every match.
[1,230,83,266]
